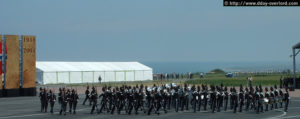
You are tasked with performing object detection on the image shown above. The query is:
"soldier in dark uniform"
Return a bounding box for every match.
[72,90,79,114]
[259,85,264,113]
[154,88,162,115]
[210,85,217,113]
[264,87,269,111]
[197,85,202,111]
[127,87,134,115]
[90,87,98,114]
[147,88,155,115]
[183,84,189,111]
[110,88,118,114]
[274,85,279,109]
[173,86,179,112]
[249,86,255,110]
[255,86,262,114]
[67,89,73,114]
[223,86,229,111]
[43,88,49,112]
[239,85,244,112]
[60,88,67,116]
[191,85,198,113]
[98,87,108,114]
[58,88,62,105]
[117,86,125,114]
[229,87,234,110]
[39,87,44,112]
[216,86,222,112]
[245,87,250,111]
[279,87,284,108]
[83,86,90,105]
[203,85,208,111]
[283,88,290,112]
[270,87,275,110]
[232,87,238,113]
[48,89,56,114]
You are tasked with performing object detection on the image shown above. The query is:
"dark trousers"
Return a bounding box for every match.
[43,101,48,112]
[40,100,44,112]
[83,96,90,105]
[69,102,73,113]
[73,102,77,114]
[50,102,55,113]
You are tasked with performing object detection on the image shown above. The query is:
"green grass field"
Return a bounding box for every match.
[184,73,289,86]
[43,73,297,87]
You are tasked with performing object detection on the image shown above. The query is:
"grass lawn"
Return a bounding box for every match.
[184,73,291,86]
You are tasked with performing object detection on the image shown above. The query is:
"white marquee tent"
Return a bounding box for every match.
[36,61,153,85]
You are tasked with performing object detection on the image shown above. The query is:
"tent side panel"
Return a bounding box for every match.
[57,72,69,84]
[43,72,57,84]
[83,72,93,83]
[144,70,153,81]
[135,71,143,81]
[105,72,115,82]
[116,72,125,82]
[126,71,134,81]
[70,72,82,83]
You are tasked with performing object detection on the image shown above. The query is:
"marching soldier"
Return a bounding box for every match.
[39,87,44,112]
[245,87,250,111]
[232,87,238,113]
[210,85,217,113]
[279,86,284,108]
[223,86,229,111]
[264,87,270,111]
[72,89,79,114]
[67,89,73,114]
[283,88,290,112]
[203,85,208,111]
[270,87,275,110]
[60,88,68,116]
[197,85,202,111]
[239,85,244,112]
[43,88,49,112]
[90,87,99,114]
[82,86,91,105]
[274,85,279,109]
[191,85,198,113]
[48,89,56,114]
[216,86,222,112]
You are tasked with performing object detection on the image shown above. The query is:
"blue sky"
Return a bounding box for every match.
[0,0,299,62]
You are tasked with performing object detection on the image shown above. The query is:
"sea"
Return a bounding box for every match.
[141,61,298,74]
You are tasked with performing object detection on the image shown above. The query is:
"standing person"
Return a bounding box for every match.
[280,76,283,89]
[248,76,253,87]
[90,87,99,114]
[83,86,90,105]
[284,88,290,112]
[48,90,56,114]
[39,87,44,112]
[223,86,229,111]
[43,88,49,112]
[72,90,79,114]
[67,89,73,114]
[98,76,102,84]
[60,88,67,116]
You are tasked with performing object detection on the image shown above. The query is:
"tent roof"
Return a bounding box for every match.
[293,42,300,49]
[36,61,152,72]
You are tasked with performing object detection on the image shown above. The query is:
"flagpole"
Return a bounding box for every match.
[2,36,5,89]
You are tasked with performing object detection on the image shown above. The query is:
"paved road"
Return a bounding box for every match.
[0,95,299,119]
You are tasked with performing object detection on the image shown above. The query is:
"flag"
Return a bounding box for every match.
[0,41,7,75]
[0,41,2,75]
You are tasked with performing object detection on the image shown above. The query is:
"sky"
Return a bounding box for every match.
[0,0,300,63]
